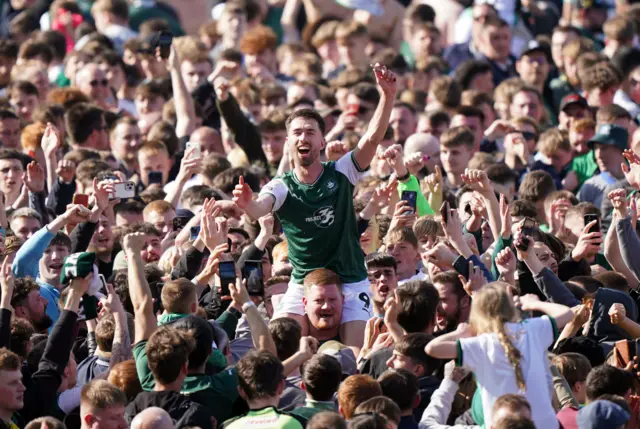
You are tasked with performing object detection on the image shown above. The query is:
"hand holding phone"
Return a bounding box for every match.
[515,217,535,251]
[439,201,450,224]
[112,182,136,199]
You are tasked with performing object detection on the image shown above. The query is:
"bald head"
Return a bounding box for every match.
[131,407,174,429]
[403,132,441,174]
[190,126,224,156]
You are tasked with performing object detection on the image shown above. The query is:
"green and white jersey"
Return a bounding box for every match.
[259,151,367,284]
[223,407,304,429]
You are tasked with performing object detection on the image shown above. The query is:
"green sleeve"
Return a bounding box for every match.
[491,235,513,280]
[216,310,240,341]
[462,224,484,255]
[397,175,434,216]
[133,341,156,391]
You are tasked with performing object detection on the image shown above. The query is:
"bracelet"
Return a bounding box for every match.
[242,301,256,313]
[227,306,241,318]
[397,171,411,182]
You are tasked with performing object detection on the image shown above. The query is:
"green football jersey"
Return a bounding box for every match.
[260,152,367,284]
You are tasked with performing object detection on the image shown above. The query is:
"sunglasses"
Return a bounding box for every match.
[521,131,537,141]
[90,79,109,87]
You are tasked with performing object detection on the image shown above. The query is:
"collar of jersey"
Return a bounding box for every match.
[292,165,325,187]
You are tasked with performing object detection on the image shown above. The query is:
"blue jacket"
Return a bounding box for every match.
[12,226,60,325]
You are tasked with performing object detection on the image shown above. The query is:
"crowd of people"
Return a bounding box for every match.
[3,0,640,428]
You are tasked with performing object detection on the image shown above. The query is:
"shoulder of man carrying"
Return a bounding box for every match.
[60,252,97,285]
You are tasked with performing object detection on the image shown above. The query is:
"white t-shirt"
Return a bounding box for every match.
[458,316,558,429]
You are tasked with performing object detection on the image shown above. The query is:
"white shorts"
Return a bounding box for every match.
[274,278,373,323]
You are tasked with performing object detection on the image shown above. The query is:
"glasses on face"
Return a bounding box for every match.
[521,131,537,141]
[90,79,109,87]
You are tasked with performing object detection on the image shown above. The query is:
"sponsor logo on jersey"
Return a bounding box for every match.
[326,179,337,193]
[305,206,335,228]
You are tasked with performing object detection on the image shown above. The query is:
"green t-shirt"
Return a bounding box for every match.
[133,341,239,423]
[290,400,336,421]
[260,152,368,284]
[571,151,599,187]
[223,407,304,429]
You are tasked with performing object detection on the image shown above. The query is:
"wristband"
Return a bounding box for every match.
[242,301,256,313]
[397,171,411,182]
[227,306,241,318]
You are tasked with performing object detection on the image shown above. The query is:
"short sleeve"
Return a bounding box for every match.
[335,151,366,185]
[133,340,156,391]
[259,178,288,211]
[526,315,558,349]
[458,335,486,371]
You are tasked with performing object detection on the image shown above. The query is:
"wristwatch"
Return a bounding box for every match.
[242,301,256,313]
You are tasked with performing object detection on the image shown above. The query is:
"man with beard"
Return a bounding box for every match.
[431,271,471,333]
[12,203,96,326]
[366,253,399,318]
[11,277,53,333]
[234,64,397,351]
[302,269,344,345]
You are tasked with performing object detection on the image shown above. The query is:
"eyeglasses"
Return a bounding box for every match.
[521,131,537,141]
[90,79,109,87]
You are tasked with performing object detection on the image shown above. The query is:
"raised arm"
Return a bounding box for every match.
[229,278,277,355]
[166,44,196,138]
[518,294,573,329]
[605,189,639,285]
[461,169,501,243]
[610,303,640,338]
[101,283,133,368]
[123,232,157,343]
[232,176,275,220]
[352,64,397,169]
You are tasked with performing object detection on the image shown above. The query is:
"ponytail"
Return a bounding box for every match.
[495,322,526,392]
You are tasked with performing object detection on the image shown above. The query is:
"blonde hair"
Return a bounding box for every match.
[469,282,526,391]
[537,129,571,157]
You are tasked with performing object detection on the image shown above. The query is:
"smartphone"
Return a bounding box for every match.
[584,214,600,233]
[73,194,89,207]
[516,217,536,251]
[172,217,190,232]
[190,226,200,240]
[98,274,107,291]
[154,31,173,59]
[242,260,264,296]
[218,261,236,296]
[148,171,163,185]
[401,191,418,213]
[614,339,639,370]
[112,182,136,199]
[185,141,201,159]
[439,201,449,224]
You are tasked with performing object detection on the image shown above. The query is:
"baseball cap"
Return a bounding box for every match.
[560,94,588,113]
[318,340,358,377]
[519,40,546,59]
[577,400,630,429]
[588,124,629,151]
[335,0,383,16]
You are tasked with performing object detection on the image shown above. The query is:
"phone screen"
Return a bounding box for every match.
[401,191,417,212]
[190,226,200,240]
[584,214,600,233]
[173,217,190,232]
[218,261,235,296]
[148,171,163,185]
[243,260,264,296]
[521,218,535,238]
[73,194,89,208]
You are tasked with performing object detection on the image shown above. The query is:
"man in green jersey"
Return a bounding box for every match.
[233,64,397,350]
[223,351,305,429]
